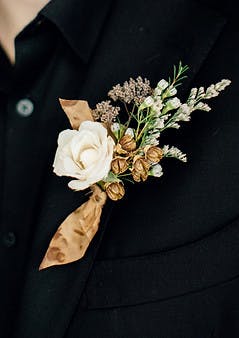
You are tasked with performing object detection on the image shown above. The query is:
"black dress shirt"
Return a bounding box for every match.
[0,0,105,335]
[0,0,239,337]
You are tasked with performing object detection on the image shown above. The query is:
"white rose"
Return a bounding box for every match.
[53,121,115,190]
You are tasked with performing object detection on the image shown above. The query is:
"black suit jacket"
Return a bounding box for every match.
[7,0,239,337]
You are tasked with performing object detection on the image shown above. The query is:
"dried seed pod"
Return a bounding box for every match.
[145,146,163,164]
[119,134,137,152]
[131,169,141,182]
[111,157,128,174]
[114,143,128,155]
[132,157,150,182]
[105,182,125,201]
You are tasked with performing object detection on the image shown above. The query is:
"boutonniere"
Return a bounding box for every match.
[39,63,231,270]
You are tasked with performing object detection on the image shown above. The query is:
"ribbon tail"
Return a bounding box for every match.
[39,185,107,270]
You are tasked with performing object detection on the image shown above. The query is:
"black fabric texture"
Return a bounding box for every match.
[0,0,238,337]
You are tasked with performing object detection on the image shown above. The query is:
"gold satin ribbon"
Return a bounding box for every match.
[39,185,107,270]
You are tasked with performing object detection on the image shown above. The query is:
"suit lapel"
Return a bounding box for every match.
[13,1,226,337]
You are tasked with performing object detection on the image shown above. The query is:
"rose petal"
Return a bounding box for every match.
[57,129,78,147]
[68,179,91,191]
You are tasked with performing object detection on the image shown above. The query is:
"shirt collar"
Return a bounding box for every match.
[40,0,113,63]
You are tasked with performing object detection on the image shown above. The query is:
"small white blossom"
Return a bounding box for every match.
[198,87,205,96]
[150,131,161,138]
[155,97,163,106]
[205,85,219,98]
[151,99,163,114]
[170,122,180,129]
[194,102,211,112]
[189,88,197,100]
[176,113,190,122]
[144,96,154,107]
[168,86,177,96]
[214,79,231,91]
[180,103,191,114]
[111,122,120,133]
[162,145,187,162]
[162,114,170,121]
[167,97,181,109]
[204,79,231,99]
[151,164,163,177]
[153,87,162,96]
[157,79,169,90]
[187,98,195,107]
[144,135,159,146]
[175,104,191,122]
[125,128,134,137]
[154,118,165,129]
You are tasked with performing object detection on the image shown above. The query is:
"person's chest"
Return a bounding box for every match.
[0,1,238,337]
[0,18,90,336]
[0,0,237,296]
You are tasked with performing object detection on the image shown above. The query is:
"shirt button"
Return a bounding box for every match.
[16,98,34,117]
[2,232,17,248]
[36,18,44,26]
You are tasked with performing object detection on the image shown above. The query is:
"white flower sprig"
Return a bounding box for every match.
[162,145,187,163]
